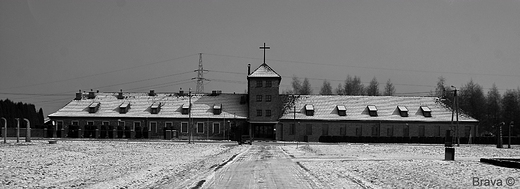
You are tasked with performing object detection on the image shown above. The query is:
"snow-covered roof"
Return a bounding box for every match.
[248,63,281,78]
[280,95,478,123]
[49,92,248,119]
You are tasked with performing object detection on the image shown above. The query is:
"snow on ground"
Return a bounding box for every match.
[0,140,246,189]
[283,144,520,188]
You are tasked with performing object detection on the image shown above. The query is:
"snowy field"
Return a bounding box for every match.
[0,140,246,189]
[283,144,520,188]
[2,141,520,188]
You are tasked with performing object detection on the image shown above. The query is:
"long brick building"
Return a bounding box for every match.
[48,62,478,142]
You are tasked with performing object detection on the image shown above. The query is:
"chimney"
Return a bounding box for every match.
[75,90,82,100]
[149,89,155,96]
[88,89,96,99]
[248,64,251,75]
[117,89,124,99]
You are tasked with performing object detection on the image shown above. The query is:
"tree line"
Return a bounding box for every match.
[289,75,519,135]
[0,99,45,128]
[288,75,395,96]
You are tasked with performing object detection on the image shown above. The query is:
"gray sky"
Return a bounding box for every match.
[1,0,519,116]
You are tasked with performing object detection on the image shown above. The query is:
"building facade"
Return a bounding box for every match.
[48,63,478,142]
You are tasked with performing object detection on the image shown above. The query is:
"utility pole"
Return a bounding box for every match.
[188,88,192,144]
[451,86,460,147]
[509,121,514,148]
[193,53,208,94]
[1,117,6,143]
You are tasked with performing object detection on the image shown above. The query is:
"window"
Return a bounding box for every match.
[256,95,262,102]
[356,127,362,137]
[398,106,408,117]
[340,125,346,136]
[257,109,262,116]
[367,105,378,117]
[150,122,157,133]
[181,122,188,133]
[119,102,130,114]
[305,104,314,116]
[435,126,441,137]
[118,121,125,127]
[265,110,272,117]
[134,122,141,130]
[371,125,379,136]
[419,125,425,137]
[182,104,190,115]
[165,122,173,129]
[57,121,63,129]
[72,121,79,126]
[256,80,263,87]
[337,105,346,116]
[266,80,272,87]
[213,123,220,134]
[387,127,394,137]
[213,104,222,115]
[197,122,204,133]
[465,126,472,137]
[102,121,109,126]
[322,124,329,136]
[266,95,272,102]
[151,102,161,114]
[403,125,409,137]
[88,102,100,113]
[421,106,432,117]
[289,124,295,135]
[306,124,313,135]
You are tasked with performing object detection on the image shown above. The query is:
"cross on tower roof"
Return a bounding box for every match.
[259,43,270,64]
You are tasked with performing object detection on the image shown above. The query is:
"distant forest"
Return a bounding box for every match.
[0,99,45,128]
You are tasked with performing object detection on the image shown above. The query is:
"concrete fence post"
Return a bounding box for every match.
[24,118,30,142]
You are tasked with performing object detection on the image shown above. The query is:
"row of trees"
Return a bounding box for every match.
[435,77,519,135]
[0,99,45,128]
[289,75,518,135]
[289,75,395,96]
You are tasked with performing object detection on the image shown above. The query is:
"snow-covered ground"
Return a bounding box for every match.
[0,140,246,189]
[283,144,520,188]
[3,141,520,188]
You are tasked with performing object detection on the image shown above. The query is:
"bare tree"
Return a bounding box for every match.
[383,79,396,96]
[366,77,380,96]
[319,80,333,95]
[300,78,313,95]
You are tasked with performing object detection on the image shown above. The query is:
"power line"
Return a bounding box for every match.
[2,53,198,91]
[205,53,520,78]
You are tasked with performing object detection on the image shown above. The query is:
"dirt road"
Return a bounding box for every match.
[202,143,326,189]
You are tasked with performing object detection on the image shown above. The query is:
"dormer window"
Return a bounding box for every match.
[213,104,222,115]
[398,106,408,117]
[88,102,100,113]
[305,104,314,116]
[421,106,432,117]
[337,105,346,116]
[367,105,378,117]
[151,102,161,114]
[119,102,130,114]
[182,104,190,115]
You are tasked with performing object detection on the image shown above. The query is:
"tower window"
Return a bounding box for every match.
[266,110,272,117]
[266,80,272,87]
[256,95,262,102]
[266,95,272,102]
[256,109,262,116]
[256,80,263,87]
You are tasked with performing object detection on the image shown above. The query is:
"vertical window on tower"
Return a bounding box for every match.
[266,80,272,87]
[256,80,263,87]
[266,95,272,102]
[256,109,262,116]
[265,110,271,117]
[256,95,262,102]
